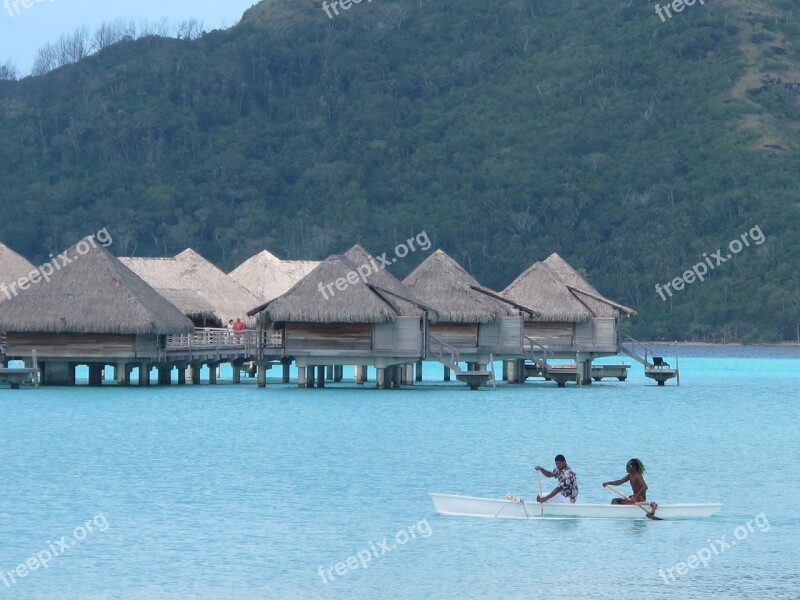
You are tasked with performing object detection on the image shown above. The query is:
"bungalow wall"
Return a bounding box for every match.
[523,322,575,350]
[575,318,617,352]
[478,316,523,352]
[525,318,618,354]
[429,323,478,348]
[282,318,421,358]
[372,317,421,353]
[5,333,139,359]
[284,323,372,352]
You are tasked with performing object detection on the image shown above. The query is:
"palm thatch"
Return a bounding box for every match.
[0,237,194,334]
[120,249,261,326]
[0,243,36,304]
[156,288,217,324]
[254,254,417,324]
[502,262,593,322]
[543,253,636,317]
[228,249,319,302]
[344,244,423,316]
[402,249,516,323]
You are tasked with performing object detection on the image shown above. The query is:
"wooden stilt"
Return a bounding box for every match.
[88,363,103,386]
[257,363,267,388]
[232,361,241,384]
[376,367,387,389]
[317,365,325,388]
[403,363,414,386]
[298,366,307,388]
[139,363,151,386]
[282,363,291,383]
[116,362,130,386]
[157,365,171,385]
[392,366,402,389]
[307,366,315,388]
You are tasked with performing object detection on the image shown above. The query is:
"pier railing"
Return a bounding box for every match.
[619,333,654,367]
[428,334,461,373]
[165,328,283,356]
[523,335,551,371]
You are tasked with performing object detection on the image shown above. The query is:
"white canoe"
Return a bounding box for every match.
[430,493,722,520]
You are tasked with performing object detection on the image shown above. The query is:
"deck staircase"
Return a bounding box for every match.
[620,333,679,386]
[428,334,495,390]
[522,336,582,386]
[521,337,631,386]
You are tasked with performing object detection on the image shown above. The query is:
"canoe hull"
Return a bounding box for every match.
[430,493,722,520]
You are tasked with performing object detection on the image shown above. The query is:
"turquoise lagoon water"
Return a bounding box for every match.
[0,346,798,599]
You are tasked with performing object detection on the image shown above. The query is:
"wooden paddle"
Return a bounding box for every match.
[536,470,544,516]
[605,484,662,520]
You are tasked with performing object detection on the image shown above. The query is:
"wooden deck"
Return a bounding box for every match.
[0,367,40,389]
[164,329,282,361]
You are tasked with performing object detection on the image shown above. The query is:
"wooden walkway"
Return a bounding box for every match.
[164,329,282,361]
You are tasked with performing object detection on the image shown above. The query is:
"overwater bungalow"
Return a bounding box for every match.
[249,252,424,389]
[120,248,261,327]
[542,253,632,320]
[229,250,319,303]
[0,242,36,372]
[402,249,524,383]
[0,238,194,385]
[500,254,636,385]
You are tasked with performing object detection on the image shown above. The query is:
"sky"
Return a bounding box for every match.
[0,0,258,75]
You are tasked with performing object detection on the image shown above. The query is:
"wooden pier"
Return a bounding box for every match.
[0,367,40,389]
[0,349,40,389]
[0,239,673,392]
[621,334,679,385]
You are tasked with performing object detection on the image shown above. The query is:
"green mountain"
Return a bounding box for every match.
[1,0,799,341]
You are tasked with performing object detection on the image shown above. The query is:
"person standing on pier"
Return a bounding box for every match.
[535,455,578,503]
[233,318,245,342]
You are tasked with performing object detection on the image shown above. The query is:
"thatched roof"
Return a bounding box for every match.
[156,288,217,323]
[502,262,593,322]
[228,250,319,302]
[120,249,261,326]
[0,243,36,304]
[403,249,516,323]
[253,253,421,323]
[344,244,424,316]
[542,253,636,317]
[0,237,194,334]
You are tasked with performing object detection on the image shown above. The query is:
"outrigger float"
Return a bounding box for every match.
[430,493,723,520]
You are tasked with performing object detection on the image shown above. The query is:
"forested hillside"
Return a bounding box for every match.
[1,0,799,341]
